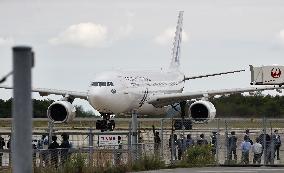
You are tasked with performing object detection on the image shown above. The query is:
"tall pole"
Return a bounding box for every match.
[12,46,33,173]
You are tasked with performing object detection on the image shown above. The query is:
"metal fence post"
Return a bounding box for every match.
[216,118,220,165]
[88,128,94,166]
[160,118,164,157]
[128,122,131,146]
[131,110,138,160]
[170,116,174,165]
[48,121,54,146]
[224,120,229,164]
[128,122,132,162]
[127,122,132,161]
[12,46,33,173]
[137,120,141,160]
[269,121,274,165]
[182,116,185,146]
[263,117,267,165]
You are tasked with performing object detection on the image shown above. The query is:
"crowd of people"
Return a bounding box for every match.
[238,129,282,165]
[0,133,72,167]
[166,132,216,160]
[152,128,282,164]
[41,133,72,167]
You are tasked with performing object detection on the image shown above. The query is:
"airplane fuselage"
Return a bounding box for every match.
[87,70,185,116]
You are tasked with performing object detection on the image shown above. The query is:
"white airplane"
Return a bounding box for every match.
[1,11,283,130]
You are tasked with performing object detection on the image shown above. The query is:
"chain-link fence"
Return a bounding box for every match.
[139,118,284,166]
[158,118,284,166]
[217,118,284,166]
[0,118,283,170]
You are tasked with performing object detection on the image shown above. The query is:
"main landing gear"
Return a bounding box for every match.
[96,113,115,132]
[172,101,192,130]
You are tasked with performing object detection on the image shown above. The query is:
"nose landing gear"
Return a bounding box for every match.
[96,113,115,132]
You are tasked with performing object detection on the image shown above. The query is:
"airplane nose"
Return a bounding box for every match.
[87,87,107,111]
[88,87,106,103]
[87,86,131,114]
[88,87,119,113]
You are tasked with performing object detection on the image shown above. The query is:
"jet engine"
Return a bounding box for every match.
[189,100,216,123]
[47,101,76,123]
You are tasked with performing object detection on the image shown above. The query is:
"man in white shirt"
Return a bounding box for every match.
[252,137,263,164]
[37,134,49,166]
[241,135,252,164]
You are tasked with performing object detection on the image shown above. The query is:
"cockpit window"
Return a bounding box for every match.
[91,82,114,87]
[107,82,114,86]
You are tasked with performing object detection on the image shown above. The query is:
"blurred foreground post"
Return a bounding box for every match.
[12,46,33,173]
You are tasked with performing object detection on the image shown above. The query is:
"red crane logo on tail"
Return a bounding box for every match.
[271,68,282,78]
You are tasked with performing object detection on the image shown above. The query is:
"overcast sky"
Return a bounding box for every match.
[1,0,284,112]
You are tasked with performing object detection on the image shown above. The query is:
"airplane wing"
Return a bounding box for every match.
[0,85,88,99]
[148,85,284,107]
[184,69,245,80]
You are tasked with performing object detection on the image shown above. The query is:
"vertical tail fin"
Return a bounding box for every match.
[169,11,183,70]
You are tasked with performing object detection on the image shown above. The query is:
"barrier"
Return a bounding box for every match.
[0,118,283,171]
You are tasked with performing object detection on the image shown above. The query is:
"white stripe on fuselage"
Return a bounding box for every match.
[87,70,185,116]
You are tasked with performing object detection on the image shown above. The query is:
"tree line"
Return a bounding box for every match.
[0,99,95,118]
[0,93,284,118]
[210,93,284,118]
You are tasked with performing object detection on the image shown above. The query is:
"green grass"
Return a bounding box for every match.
[0,118,284,130]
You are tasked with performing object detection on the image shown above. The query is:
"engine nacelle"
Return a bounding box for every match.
[47,101,76,123]
[189,100,216,123]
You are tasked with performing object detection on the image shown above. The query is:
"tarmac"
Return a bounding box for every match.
[133,167,284,173]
